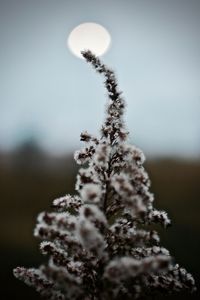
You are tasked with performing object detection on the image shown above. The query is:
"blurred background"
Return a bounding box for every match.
[0,0,200,299]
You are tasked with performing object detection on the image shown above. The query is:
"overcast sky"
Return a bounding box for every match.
[0,0,200,157]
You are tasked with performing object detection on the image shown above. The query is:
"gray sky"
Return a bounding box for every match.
[0,0,200,157]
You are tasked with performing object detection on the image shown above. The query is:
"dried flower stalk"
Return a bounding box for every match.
[14,50,196,300]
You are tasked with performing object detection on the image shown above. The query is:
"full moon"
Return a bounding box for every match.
[67,23,111,58]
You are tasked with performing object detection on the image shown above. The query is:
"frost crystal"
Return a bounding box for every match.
[14,50,196,300]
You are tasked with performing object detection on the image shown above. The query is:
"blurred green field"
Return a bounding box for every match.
[0,149,199,299]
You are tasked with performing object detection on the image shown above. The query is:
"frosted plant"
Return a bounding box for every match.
[14,50,196,300]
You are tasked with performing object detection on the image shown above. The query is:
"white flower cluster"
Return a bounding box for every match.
[37,211,77,231]
[52,194,82,213]
[149,209,171,227]
[79,204,107,228]
[13,267,64,300]
[77,218,106,259]
[76,204,108,260]
[74,146,95,165]
[93,143,111,169]
[111,173,134,197]
[104,255,171,282]
[80,183,102,204]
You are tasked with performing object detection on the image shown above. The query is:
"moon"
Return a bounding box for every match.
[67,23,111,58]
